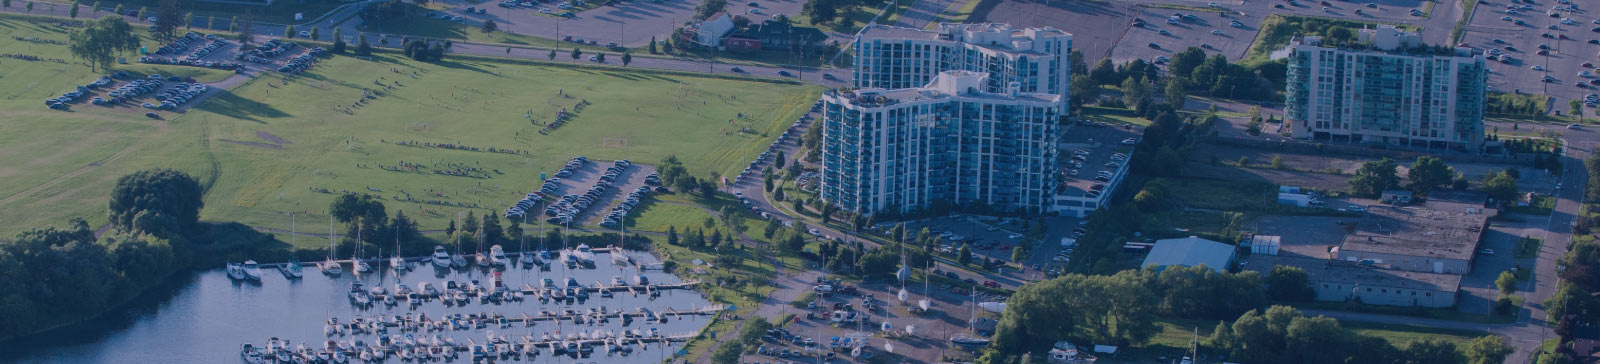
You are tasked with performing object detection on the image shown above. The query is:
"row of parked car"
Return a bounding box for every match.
[139,54,245,71]
[504,175,564,219]
[237,39,297,64]
[154,32,210,55]
[598,184,651,228]
[278,47,325,74]
[541,157,593,224]
[138,82,208,110]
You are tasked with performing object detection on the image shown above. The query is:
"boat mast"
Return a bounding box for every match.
[329,215,336,263]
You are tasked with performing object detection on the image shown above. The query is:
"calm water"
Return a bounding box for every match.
[0,250,712,363]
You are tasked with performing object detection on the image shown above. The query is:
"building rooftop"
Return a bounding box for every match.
[1339,206,1488,261]
[828,71,1062,107]
[1245,255,1462,293]
[1423,189,1496,215]
[1056,124,1138,196]
[1141,236,1236,271]
[856,23,1069,56]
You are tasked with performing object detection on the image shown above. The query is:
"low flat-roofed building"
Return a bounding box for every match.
[1141,236,1236,272]
[1335,206,1488,274]
[1424,189,1497,216]
[1246,255,1460,307]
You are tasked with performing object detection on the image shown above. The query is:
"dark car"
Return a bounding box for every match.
[823,73,839,80]
[778,70,793,77]
[145,112,161,119]
[729,66,744,73]
[1148,42,1160,49]
[944,271,959,279]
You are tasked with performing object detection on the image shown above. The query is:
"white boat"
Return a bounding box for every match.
[226,262,248,281]
[354,259,372,274]
[281,215,304,279]
[391,256,407,272]
[475,252,490,267]
[281,259,304,279]
[323,216,343,277]
[432,246,452,269]
[242,260,264,280]
[240,343,266,364]
[490,245,510,267]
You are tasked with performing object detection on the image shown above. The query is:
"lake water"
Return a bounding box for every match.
[0,249,714,363]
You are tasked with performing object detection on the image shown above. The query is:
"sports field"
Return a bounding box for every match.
[0,15,821,240]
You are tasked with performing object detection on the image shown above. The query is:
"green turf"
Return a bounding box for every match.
[0,15,821,237]
[625,198,717,233]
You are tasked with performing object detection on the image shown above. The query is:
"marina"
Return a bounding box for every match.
[0,248,715,364]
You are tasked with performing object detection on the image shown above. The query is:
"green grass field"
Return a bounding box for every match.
[0,15,820,238]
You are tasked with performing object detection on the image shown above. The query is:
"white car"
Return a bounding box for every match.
[1007,233,1023,239]
[1534,65,1546,71]
[1208,2,1220,7]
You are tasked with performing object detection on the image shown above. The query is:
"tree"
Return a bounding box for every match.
[1408,156,1456,192]
[738,316,773,346]
[596,53,606,63]
[69,16,141,72]
[1465,336,1513,364]
[1270,155,1285,169]
[330,194,388,242]
[1348,158,1400,197]
[183,12,192,29]
[1170,47,1207,80]
[1482,171,1520,203]
[650,36,658,54]
[570,47,582,61]
[1011,245,1026,262]
[355,37,373,56]
[547,48,556,60]
[480,212,504,247]
[1572,99,1585,120]
[332,38,347,53]
[284,25,296,39]
[957,243,972,265]
[1069,76,1101,109]
[1121,76,1150,107]
[1090,58,1119,85]
[710,341,742,364]
[4,0,12,10]
[621,52,631,66]
[1497,270,1517,296]
[803,0,838,25]
[1403,339,1465,364]
[1264,265,1314,301]
[1163,78,1188,108]
[481,19,498,33]
[108,169,204,236]
[667,226,679,246]
[227,15,236,32]
[27,1,34,12]
[134,5,143,19]
[237,9,255,45]
[991,271,1159,357]
[309,26,320,41]
[695,0,728,20]
[69,0,79,18]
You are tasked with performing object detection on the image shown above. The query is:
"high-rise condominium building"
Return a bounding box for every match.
[853,23,1072,108]
[1285,33,1487,151]
[820,71,1062,215]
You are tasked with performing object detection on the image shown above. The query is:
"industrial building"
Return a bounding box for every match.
[1334,206,1489,274]
[1246,255,1460,308]
[1140,236,1237,272]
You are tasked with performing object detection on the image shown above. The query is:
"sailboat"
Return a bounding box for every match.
[321,215,343,276]
[280,215,304,279]
[474,222,490,267]
[450,212,469,269]
[353,221,372,274]
[519,214,536,268]
[949,288,990,348]
[391,231,408,272]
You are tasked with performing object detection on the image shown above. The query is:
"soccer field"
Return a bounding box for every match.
[0,15,821,239]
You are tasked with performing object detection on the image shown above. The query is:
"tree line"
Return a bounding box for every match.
[981,268,1512,364]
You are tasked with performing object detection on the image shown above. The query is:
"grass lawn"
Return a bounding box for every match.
[1516,236,1544,259]
[626,197,717,233]
[1136,317,1487,360]
[1145,177,1276,211]
[1288,300,1517,324]
[1140,210,1233,240]
[1508,195,1556,215]
[0,16,821,237]
[1081,106,1150,127]
[1243,14,1419,65]
[921,0,984,30]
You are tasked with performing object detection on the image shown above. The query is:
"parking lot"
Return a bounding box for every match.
[757,280,1001,363]
[443,0,696,47]
[1461,0,1600,111]
[522,157,655,228]
[581,163,660,228]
